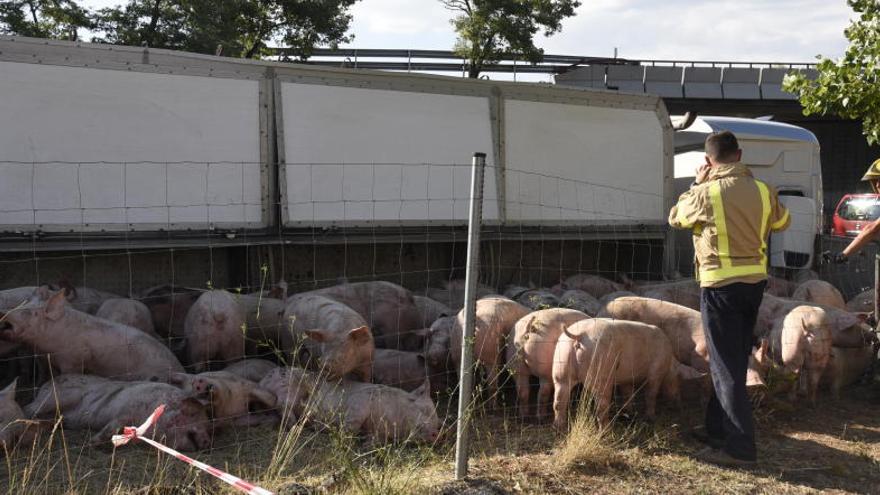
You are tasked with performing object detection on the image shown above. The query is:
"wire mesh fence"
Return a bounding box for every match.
[0,154,874,492]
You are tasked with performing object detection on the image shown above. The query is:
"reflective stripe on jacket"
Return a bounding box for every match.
[668,162,791,288]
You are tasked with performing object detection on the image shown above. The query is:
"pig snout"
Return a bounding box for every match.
[192,378,214,395]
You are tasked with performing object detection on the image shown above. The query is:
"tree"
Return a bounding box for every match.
[440,0,580,78]
[91,0,359,60]
[784,0,880,144]
[0,0,93,40]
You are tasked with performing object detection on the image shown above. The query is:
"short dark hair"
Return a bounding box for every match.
[705,131,740,163]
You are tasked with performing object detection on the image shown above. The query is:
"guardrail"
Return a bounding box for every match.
[267,47,818,75]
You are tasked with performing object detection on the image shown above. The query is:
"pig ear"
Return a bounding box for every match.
[304,330,327,343]
[44,290,67,321]
[348,326,371,343]
[832,311,862,332]
[0,378,17,400]
[168,372,190,387]
[411,379,431,399]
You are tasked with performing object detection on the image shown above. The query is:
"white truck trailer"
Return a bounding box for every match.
[0,36,820,279]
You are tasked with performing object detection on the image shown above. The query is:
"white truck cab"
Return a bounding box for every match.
[672,115,822,275]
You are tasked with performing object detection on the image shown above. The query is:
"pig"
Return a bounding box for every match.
[223,359,279,383]
[598,296,709,372]
[168,371,277,426]
[555,274,624,298]
[424,316,455,369]
[634,279,701,311]
[184,290,247,371]
[282,293,373,381]
[96,298,160,339]
[846,288,875,313]
[423,315,457,393]
[503,286,561,310]
[0,379,25,451]
[0,286,41,311]
[413,296,452,328]
[55,281,120,315]
[507,308,590,419]
[558,289,601,316]
[746,339,772,390]
[372,349,428,392]
[259,367,315,421]
[821,345,876,399]
[234,293,287,354]
[425,280,497,311]
[2,289,184,380]
[766,276,797,297]
[138,285,203,341]
[450,297,531,402]
[757,294,873,348]
[767,305,834,403]
[249,280,288,300]
[792,280,846,310]
[25,374,211,451]
[597,290,637,307]
[309,282,422,350]
[302,377,441,444]
[552,318,681,429]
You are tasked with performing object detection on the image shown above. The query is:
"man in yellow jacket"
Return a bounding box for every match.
[669,131,790,466]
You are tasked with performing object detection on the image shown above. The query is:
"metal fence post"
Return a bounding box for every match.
[454,152,487,480]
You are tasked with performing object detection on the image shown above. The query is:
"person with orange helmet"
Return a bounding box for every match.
[827,158,880,263]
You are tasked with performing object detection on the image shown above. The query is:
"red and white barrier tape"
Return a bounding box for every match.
[111,405,274,495]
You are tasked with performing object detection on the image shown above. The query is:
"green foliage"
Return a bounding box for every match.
[783,0,880,144]
[440,0,580,78]
[92,0,359,59]
[1,0,359,60]
[0,0,93,40]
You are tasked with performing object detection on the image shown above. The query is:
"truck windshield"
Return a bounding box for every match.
[838,197,880,221]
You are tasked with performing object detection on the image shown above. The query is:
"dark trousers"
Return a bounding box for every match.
[700,280,766,461]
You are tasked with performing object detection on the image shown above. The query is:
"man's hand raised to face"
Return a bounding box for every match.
[695,162,712,185]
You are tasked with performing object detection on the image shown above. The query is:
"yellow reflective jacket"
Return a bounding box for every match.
[668,162,791,288]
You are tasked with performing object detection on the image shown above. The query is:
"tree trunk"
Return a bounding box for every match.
[145,0,163,47]
[244,39,262,59]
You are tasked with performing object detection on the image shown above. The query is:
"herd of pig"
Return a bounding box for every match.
[0,273,876,454]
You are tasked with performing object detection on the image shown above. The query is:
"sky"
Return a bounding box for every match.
[81,0,853,63]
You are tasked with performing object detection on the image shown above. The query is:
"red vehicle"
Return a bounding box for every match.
[831,193,880,237]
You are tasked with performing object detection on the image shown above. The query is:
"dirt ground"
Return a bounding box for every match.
[1,384,879,494]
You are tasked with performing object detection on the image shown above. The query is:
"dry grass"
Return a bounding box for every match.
[0,384,878,494]
[555,400,625,473]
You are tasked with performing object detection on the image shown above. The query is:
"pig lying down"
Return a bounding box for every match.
[260,367,441,444]
[2,288,183,381]
[26,374,211,451]
[169,371,277,427]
